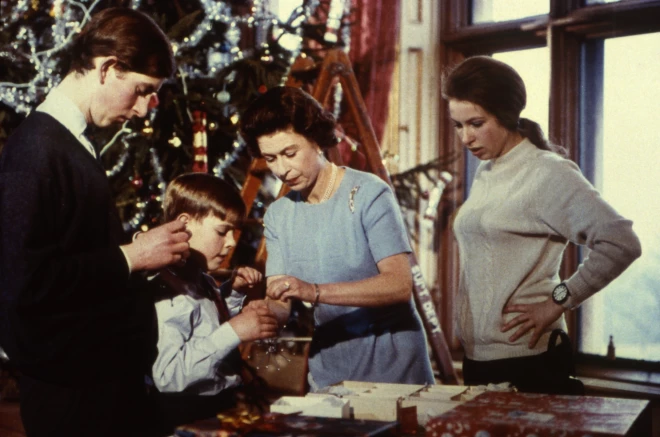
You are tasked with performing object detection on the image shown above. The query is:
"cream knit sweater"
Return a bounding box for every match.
[453,139,641,361]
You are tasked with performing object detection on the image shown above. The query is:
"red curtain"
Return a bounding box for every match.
[347,0,400,145]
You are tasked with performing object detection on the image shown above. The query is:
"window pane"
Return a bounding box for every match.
[579,32,660,361]
[465,48,550,194]
[493,49,550,137]
[472,0,548,24]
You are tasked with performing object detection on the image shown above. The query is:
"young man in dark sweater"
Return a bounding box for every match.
[0,8,190,436]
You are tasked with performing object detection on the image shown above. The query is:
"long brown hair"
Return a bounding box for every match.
[442,56,563,155]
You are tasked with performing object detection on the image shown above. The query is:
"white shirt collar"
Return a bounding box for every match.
[36,87,96,158]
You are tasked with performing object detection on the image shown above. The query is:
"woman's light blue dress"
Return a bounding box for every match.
[265,167,435,390]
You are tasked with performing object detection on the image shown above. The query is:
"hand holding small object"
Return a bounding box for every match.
[266,276,316,304]
[229,301,278,341]
[121,220,191,271]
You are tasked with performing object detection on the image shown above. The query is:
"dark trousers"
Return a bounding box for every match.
[463,351,584,395]
[19,373,160,437]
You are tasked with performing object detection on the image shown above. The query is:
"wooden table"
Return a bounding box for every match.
[175,383,652,437]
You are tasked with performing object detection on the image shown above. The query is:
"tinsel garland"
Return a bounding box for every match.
[0,0,351,232]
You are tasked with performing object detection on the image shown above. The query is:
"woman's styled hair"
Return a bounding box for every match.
[68,7,175,79]
[442,56,563,154]
[163,173,246,225]
[239,86,338,157]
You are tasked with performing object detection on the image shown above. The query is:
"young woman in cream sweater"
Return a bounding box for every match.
[443,56,641,394]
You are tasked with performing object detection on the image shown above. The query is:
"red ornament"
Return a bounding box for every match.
[258,84,268,94]
[130,176,143,189]
[192,110,208,173]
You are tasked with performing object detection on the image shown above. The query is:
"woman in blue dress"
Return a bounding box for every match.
[240,86,434,391]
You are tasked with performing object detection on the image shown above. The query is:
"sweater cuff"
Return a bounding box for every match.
[118,246,133,275]
[565,273,596,309]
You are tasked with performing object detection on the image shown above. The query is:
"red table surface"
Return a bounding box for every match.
[425,391,650,437]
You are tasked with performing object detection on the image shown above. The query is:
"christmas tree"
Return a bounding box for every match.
[0,0,355,267]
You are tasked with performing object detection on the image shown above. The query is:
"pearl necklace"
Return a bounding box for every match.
[320,163,338,203]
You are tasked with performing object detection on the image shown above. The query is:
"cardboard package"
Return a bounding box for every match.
[270,395,350,418]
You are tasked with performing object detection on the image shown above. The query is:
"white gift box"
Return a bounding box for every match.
[270,394,350,418]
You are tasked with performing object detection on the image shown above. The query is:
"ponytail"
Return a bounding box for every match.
[518,117,566,157]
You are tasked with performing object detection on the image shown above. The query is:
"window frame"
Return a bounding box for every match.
[436,0,660,377]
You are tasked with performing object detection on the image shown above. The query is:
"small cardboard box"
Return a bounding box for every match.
[308,380,480,426]
[310,381,428,421]
[270,395,350,418]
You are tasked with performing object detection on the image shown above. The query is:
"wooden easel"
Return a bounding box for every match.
[228,49,458,384]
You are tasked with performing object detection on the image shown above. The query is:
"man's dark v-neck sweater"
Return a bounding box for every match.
[0,111,157,386]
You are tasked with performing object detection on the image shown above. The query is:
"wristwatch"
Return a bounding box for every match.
[552,283,571,305]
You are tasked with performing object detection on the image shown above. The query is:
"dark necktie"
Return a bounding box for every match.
[198,275,231,323]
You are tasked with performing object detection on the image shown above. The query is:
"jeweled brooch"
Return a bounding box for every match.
[349,186,360,213]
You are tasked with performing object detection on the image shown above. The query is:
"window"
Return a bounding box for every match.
[438,1,660,374]
[472,0,548,24]
[585,0,625,4]
[492,49,549,137]
[579,32,660,361]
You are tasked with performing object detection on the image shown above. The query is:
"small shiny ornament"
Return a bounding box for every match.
[224,24,241,47]
[130,175,143,189]
[50,0,64,17]
[279,33,303,53]
[258,84,268,94]
[208,121,218,132]
[216,90,231,103]
[260,51,273,64]
[140,224,149,232]
[207,49,224,69]
[230,113,240,125]
[142,120,154,136]
[168,134,182,148]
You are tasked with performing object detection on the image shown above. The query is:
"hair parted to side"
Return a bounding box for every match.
[442,55,564,155]
[239,86,338,157]
[68,7,175,79]
[163,173,246,225]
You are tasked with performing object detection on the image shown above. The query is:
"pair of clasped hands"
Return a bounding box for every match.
[229,273,316,343]
[231,274,318,342]
[120,220,280,343]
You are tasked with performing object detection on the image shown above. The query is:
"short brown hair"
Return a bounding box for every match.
[240,86,338,158]
[68,7,175,78]
[163,173,246,225]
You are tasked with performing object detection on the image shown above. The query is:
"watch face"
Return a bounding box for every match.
[553,284,569,304]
